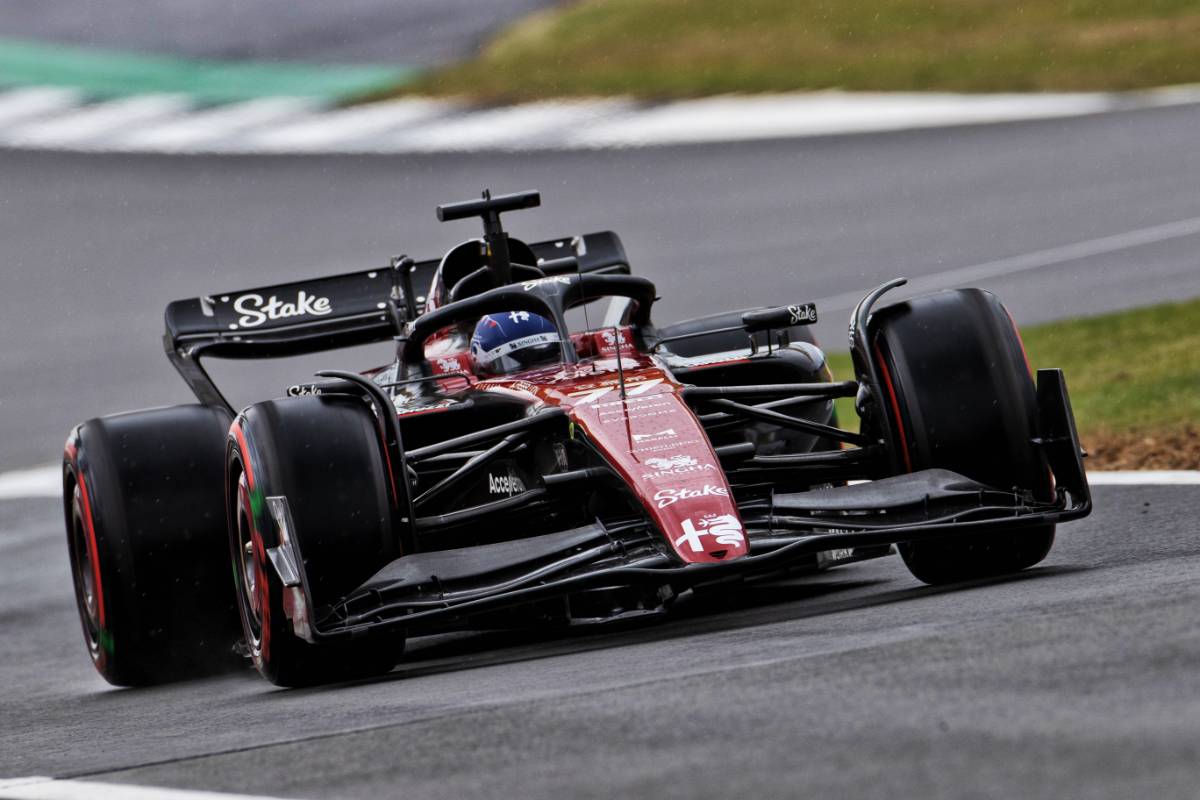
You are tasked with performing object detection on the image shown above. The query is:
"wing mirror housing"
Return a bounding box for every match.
[741,303,817,333]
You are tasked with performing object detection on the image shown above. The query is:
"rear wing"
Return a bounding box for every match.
[164,231,629,409]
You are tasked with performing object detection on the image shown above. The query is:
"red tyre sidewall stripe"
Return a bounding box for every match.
[65,441,107,630]
[232,422,256,493]
[231,420,271,662]
[375,421,400,516]
[1004,307,1035,378]
[874,343,914,474]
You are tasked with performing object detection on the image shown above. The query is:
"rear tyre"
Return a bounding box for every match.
[62,405,241,686]
[228,395,404,687]
[871,289,1055,585]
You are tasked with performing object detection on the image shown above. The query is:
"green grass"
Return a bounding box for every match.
[826,297,1200,439]
[401,0,1200,101]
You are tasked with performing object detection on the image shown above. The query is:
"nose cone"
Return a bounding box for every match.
[561,368,747,564]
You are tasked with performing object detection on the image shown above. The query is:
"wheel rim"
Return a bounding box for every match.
[234,469,263,651]
[69,482,101,658]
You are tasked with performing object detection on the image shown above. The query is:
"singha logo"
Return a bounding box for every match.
[641,453,717,479]
[644,455,696,471]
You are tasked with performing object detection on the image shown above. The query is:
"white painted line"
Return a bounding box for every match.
[111,98,319,152]
[388,100,634,152]
[1125,83,1200,109]
[1088,471,1200,485]
[568,92,1113,148]
[0,88,84,127]
[0,94,193,149]
[0,465,60,500]
[812,215,1200,313]
[0,776,290,800]
[242,98,451,152]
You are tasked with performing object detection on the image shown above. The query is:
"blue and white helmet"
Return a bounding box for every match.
[470,311,562,376]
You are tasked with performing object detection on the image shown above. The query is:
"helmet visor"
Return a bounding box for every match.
[476,333,562,376]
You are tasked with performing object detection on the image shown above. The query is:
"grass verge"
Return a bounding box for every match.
[401,0,1200,102]
[826,297,1200,469]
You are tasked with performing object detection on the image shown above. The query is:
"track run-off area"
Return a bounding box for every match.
[2,101,1199,798]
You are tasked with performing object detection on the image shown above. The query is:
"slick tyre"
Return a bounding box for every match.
[62,405,241,686]
[228,395,404,687]
[872,289,1055,585]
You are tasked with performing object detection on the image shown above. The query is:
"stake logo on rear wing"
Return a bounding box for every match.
[230,290,333,329]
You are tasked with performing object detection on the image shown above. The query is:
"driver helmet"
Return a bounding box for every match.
[471,311,562,376]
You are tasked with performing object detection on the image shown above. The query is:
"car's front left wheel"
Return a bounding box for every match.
[227,395,405,687]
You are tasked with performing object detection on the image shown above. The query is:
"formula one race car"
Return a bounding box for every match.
[62,190,1091,687]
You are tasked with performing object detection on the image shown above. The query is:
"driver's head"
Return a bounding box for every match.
[470,311,562,376]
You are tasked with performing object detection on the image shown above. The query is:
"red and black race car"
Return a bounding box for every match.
[63,190,1091,687]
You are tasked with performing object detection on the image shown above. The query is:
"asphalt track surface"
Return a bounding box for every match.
[0,1,559,65]
[2,105,1200,798]
[3,484,1199,799]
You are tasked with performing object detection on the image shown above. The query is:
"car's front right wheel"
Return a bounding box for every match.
[870,288,1056,585]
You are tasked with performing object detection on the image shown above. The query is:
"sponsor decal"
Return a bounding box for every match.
[654,484,728,508]
[478,332,560,363]
[787,303,818,325]
[479,379,537,395]
[286,384,322,397]
[641,454,719,479]
[522,276,573,291]
[646,454,696,470]
[434,357,463,373]
[232,290,332,328]
[632,428,677,443]
[553,442,569,471]
[373,363,400,386]
[395,398,457,415]
[597,396,679,422]
[679,350,753,368]
[568,377,664,406]
[674,513,745,554]
[596,328,632,354]
[637,438,701,453]
[488,471,526,495]
[823,547,855,561]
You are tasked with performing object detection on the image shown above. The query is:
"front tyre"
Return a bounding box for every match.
[228,396,404,687]
[872,289,1055,585]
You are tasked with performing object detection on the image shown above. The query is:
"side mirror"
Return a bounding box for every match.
[741,303,817,333]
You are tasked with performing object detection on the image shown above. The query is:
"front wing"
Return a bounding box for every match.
[267,369,1089,642]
